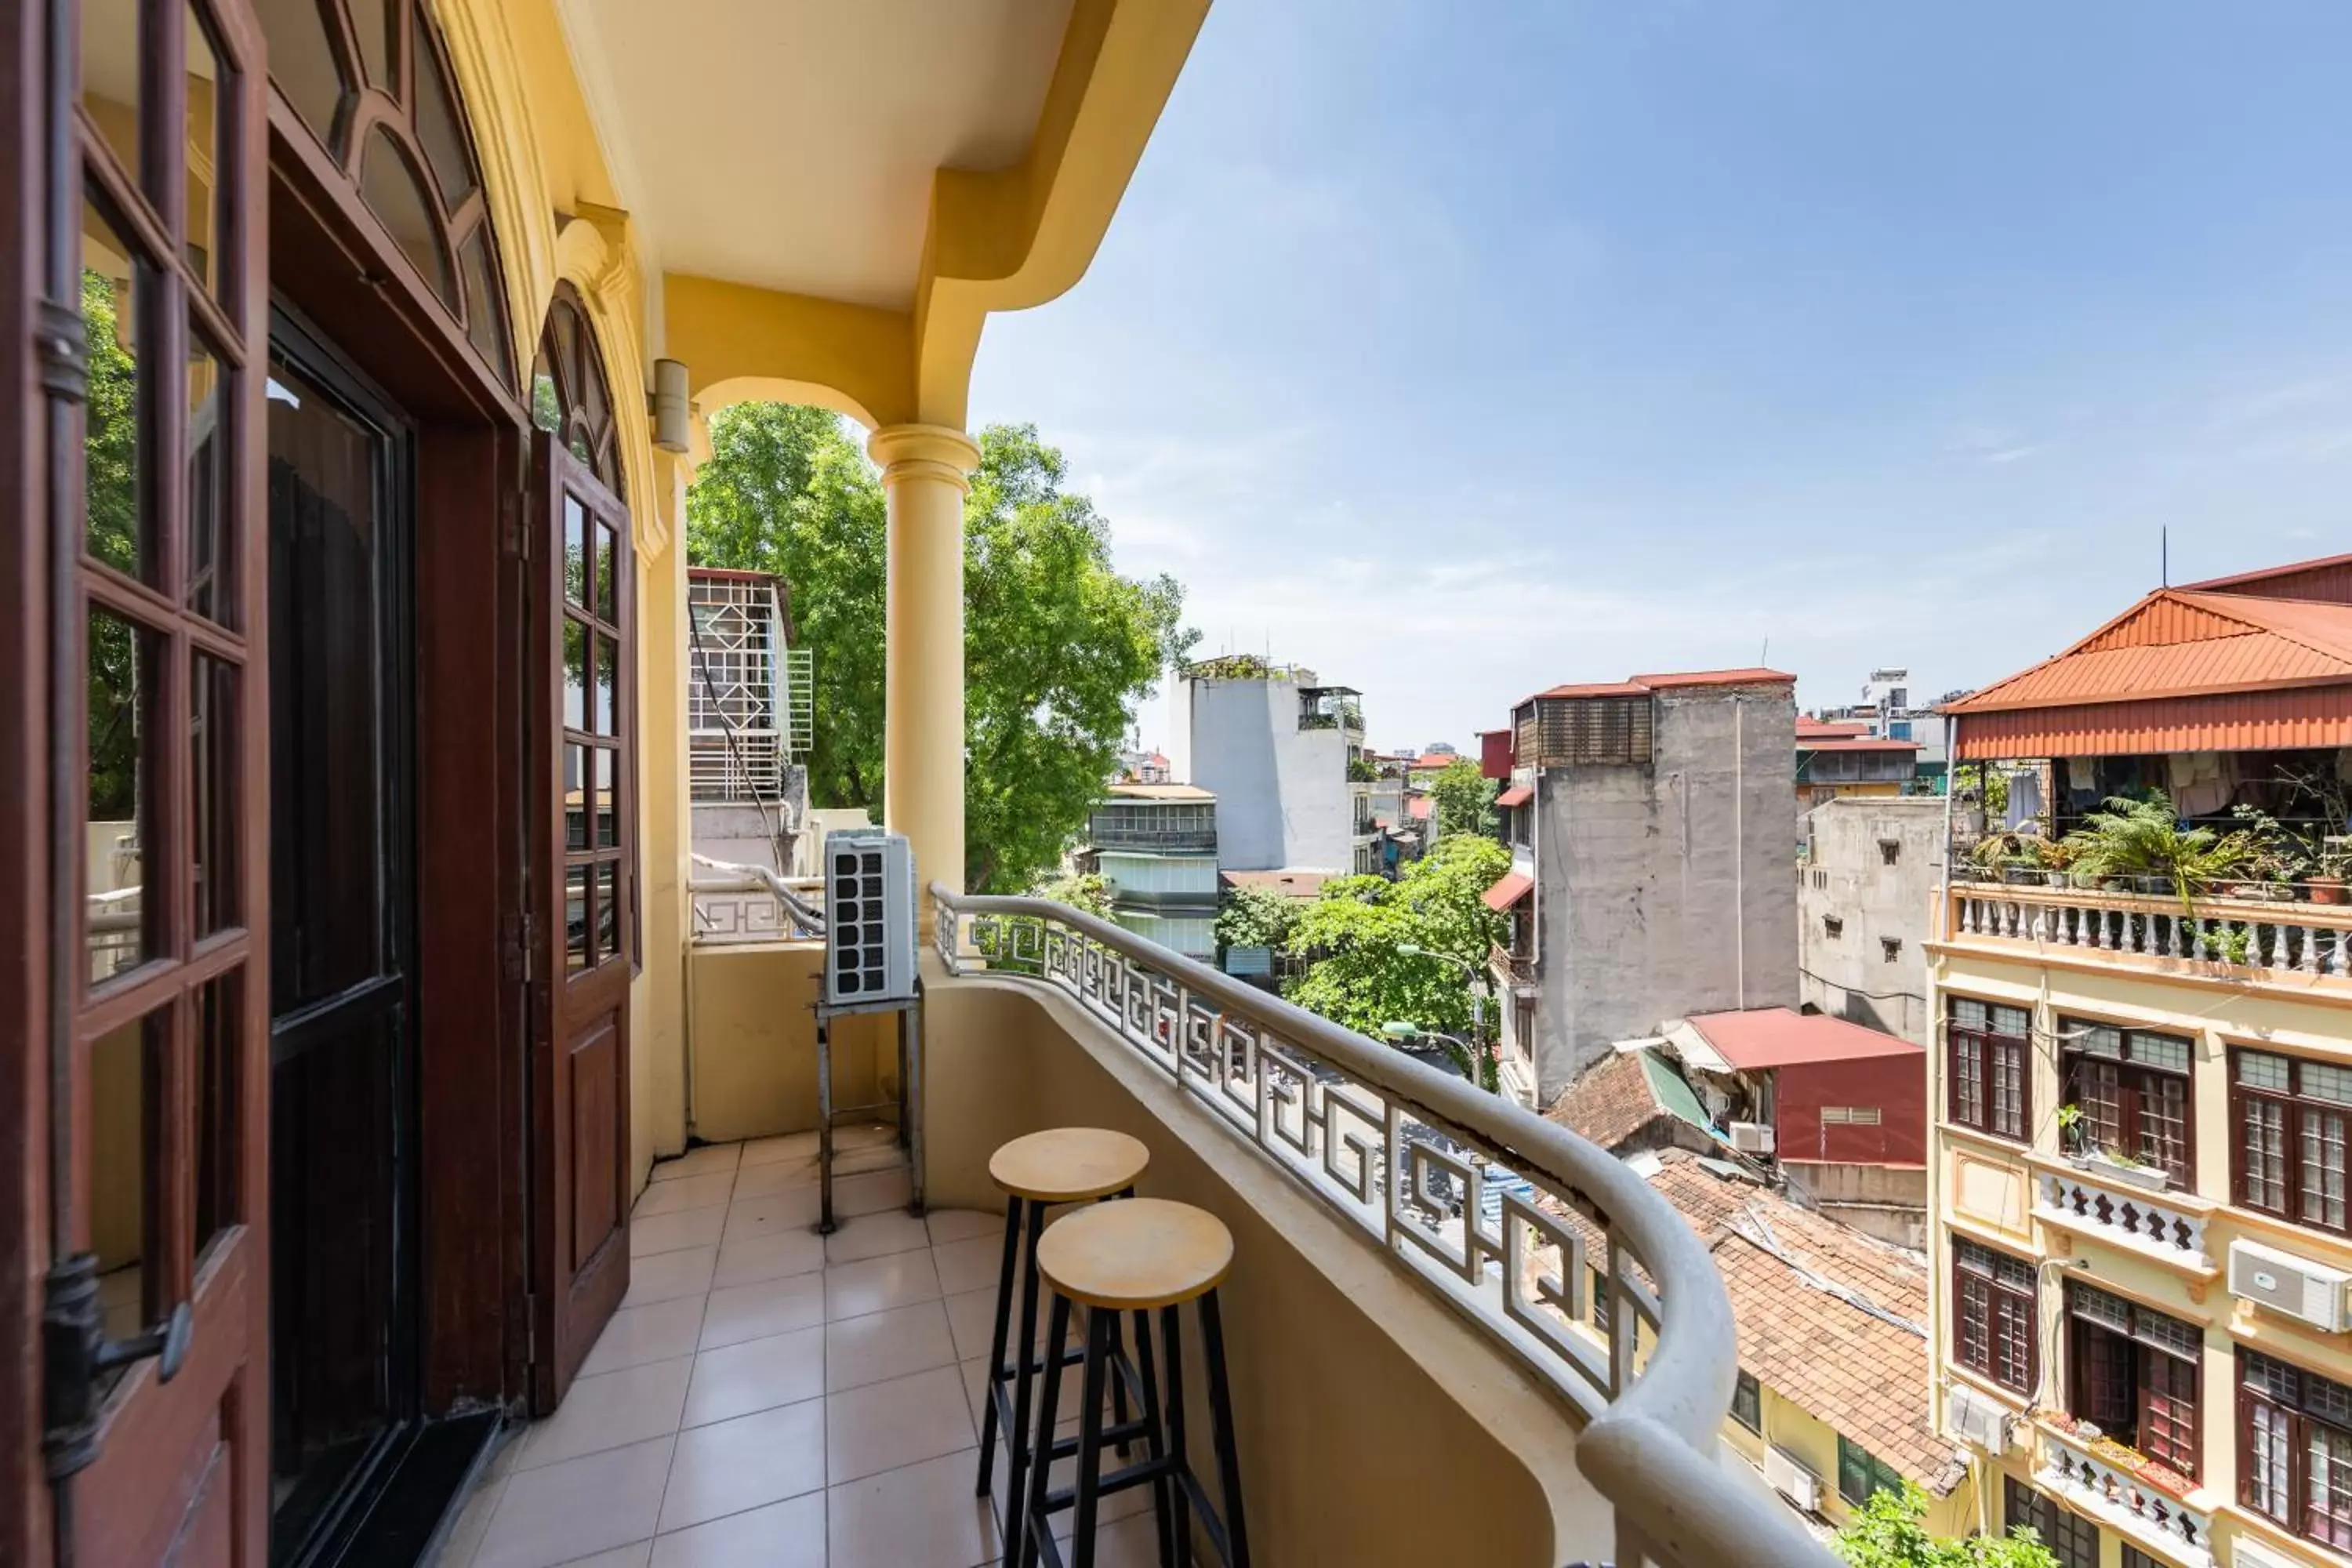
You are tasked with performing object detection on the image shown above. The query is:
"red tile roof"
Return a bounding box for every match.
[1481,871,1533,911]
[1544,1051,1678,1152]
[1795,735,1922,753]
[1683,1007,1923,1069]
[1494,784,1532,808]
[1405,796,1433,821]
[1796,717,1871,739]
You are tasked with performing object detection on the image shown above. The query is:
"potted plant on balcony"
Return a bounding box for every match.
[2083,1143,2169,1192]
[2056,1103,2085,1157]
[2227,805,2310,902]
[2060,790,2252,917]
[2312,837,2352,907]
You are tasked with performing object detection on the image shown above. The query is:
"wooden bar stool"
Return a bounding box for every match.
[978,1128,1152,1563]
[1024,1198,1250,1568]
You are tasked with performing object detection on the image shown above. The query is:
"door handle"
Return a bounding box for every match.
[40,1254,196,1481]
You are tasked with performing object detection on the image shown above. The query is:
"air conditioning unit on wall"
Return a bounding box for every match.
[822,829,916,1006]
[1762,1446,1821,1513]
[2230,1238,2352,1334]
[1944,1382,2012,1454]
[1729,1121,1776,1155]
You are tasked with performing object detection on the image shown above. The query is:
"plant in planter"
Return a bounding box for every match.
[2060,790,2253,920]
[2228,805,2314,901]
[2056,1103,2085,1156]
[2275,767,2352,904]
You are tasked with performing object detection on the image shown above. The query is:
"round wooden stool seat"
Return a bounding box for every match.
[1035,1197,1232,1311]
[988,1127,1149,1204]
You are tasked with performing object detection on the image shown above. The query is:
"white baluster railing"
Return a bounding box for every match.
[1950,884,2352,978]
[2035,1426,2213,1567]
[2034,1170,2212,1269]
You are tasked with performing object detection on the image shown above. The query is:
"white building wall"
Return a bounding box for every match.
[1186,674,1353,874]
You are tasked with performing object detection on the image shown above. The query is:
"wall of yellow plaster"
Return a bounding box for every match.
[1718,1382,1975,1541]
[684,944,892,1146]
[1928,938,2352,1567]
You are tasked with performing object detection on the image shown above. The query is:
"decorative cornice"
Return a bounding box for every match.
[867,424,981,493]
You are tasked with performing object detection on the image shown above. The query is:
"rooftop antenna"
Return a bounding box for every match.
[1760,637,1769,666]
[2161,526,2169,587]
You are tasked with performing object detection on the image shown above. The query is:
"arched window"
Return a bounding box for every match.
[252,0,515,383]
[532,283,624,500]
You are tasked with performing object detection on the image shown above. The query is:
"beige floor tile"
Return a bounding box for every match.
[826,1365,976,1484]
[699,1272,826,1350]
[943,1283,1064,1365]
[648,1143,741,1184]
[822,1208,930,1266]
[471,1435,673,1568]
[580,1296,707,1378]
[485,1426,532,1480]
[729,1158,819,1200]
[515,1356,691,1471]
[960,1348,1084,1440]
[828,1447,1001,1568]
[825,1248,942,1322]
[682,1324,825,1428]
[647,1491,826,1568]
[926,1208,1003,1247]
[632,1173,738,1218]
[1066,1510,1164,1567]
[826,1298,957,1392]
[832,1166,913,1218]
[712,1229,826,1290]
[829,1142,908,1177]
[622,1247,717,1309]
[739,1131,820,1168]
[656,1397,826,1534]
[632,1205,728,1258]
[720,1188,821,1243]
[833,1122,899,1150]
[931,1235,1006,1297]
[556,1545,654,1568]
[437,1475,504,1568]
[1034,1414,1156,1541]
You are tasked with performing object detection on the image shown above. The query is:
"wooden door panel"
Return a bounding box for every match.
[528,433,633,1411]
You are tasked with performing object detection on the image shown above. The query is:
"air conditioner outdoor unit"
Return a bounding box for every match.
[1729,1121,1777,1156]
[1944,1382,2012,1454]
[2230,1237,2352,1334]
[822,829,916,1006]
[2232,1537,2303,1568]
[1762,1446,1821,1513]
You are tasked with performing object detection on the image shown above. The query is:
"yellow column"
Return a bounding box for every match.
[869,424,981,931]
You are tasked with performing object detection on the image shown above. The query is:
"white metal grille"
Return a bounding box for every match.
[687,572,809,802]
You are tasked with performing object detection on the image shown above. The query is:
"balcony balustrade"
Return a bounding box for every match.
[930,884,1838,1568]
[2034,1423,2214,1567]
[2029,1156,2215,1272]
[1947,881,2352,978]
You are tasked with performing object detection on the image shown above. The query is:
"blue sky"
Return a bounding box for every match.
[967,2,2352,755]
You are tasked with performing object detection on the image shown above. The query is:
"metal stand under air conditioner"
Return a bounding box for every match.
[810,983,925,1235]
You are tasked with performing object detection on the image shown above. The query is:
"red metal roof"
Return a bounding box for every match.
[1481,871,1534,911]
[2179,550,2352,604]
[1530,681,1654,701]
[1627,667,1797,690]
[1795,736,1922,753]
[1796,717,1871,739]
[1494,784,1533,808]
[1684,1008,1922,1069]
[1406,796,1433,821]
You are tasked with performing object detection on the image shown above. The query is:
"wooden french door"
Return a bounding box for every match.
[35,0,272,1559]
[527,430,634,1412]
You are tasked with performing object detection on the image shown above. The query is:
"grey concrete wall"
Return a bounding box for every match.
[1531,685,1798,1102]
[1188,676,1352,873]
[1796,796,1944,1044]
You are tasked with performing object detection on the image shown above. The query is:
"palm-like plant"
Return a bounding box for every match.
[2061,791,2252,917]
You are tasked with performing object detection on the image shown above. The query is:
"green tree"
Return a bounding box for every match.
[1283,836,1508,1069]
[686,406,1195,894]
[1214,884,1297,953]
[84,269,141,820]
[1431,756,1498,839]
[1036,869,1112,920]
[1830,1483,2056,1568]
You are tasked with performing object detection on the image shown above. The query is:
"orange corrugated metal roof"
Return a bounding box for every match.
[1947,590,2352,714]
[1530,681,1653,701]
[1627,667,1797,689]
[1796,736,1922,753]
[1953,687,2352,759]
[1482,871,1534,911]
[1796,717,1870,739]
[2179,550,2352,604]
[1494,783,1533,807]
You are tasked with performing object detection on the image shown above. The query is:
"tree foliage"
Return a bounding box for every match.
[1431,757,1499,839]
[1036,870,1112,920]
[685,405,1196,894]
[1830,1484,2056,1568]
[1214,884,1297,953]
[1282,836,1508,1052]
[84,270,140,820]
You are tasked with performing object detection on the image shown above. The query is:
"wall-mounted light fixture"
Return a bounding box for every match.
[650,358,691,452]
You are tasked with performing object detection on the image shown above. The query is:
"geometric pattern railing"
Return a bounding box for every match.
[2034,1171,2212,1269]
[932,887,1842,1568]
[1954,887,2352,977]
[2035,1427,2213,1567]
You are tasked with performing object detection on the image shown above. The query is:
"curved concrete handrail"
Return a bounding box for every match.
[931,884,1836,1568]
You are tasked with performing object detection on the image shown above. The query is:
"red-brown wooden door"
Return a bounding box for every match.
[37,0,272,1560]
[527,430,634,1412]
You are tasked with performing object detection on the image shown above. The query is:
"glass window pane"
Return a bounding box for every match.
[87,607,158,984]
[2309,1062,2352,1107]
[412,31,477,205]
[458,224,510,383]
[2240,1051,2292,1092]
[349,0,390,89]
[2075,1022,2123,1058]
[82,199,150,583]
[593,747,615,848]
[192,652,237,938]
[593,634,615,735]
[595,861,618,963]
[565,863,588,971]
[193,969,239,1260]
[2131,1032,2190,1074]
[184,6,227,298]
[564,495,588,607]
[595,521,617,622]
[530,360,560,435]
[90,1007,165,1392]
[561,742,583,849]
[187,325,231,624]
[80,0,143,178]
[358,127,454,307]
[251,0,347,147]
[562,618,584,731]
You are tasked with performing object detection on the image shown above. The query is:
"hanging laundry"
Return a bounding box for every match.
[2166,753,2229,817]
[2005,768,2042,829]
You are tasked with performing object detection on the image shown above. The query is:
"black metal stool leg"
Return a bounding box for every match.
[1132,1308,1175,1568]
[1024,1293,1074,1568]
[1198,1290,1250,1568]
[977,1196,1022,1497]
[1106,1309,1132,1457]
[1070,1305,1113,1568]
[1004,1199,1049,1563]
[1161,1304,1192,1568]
